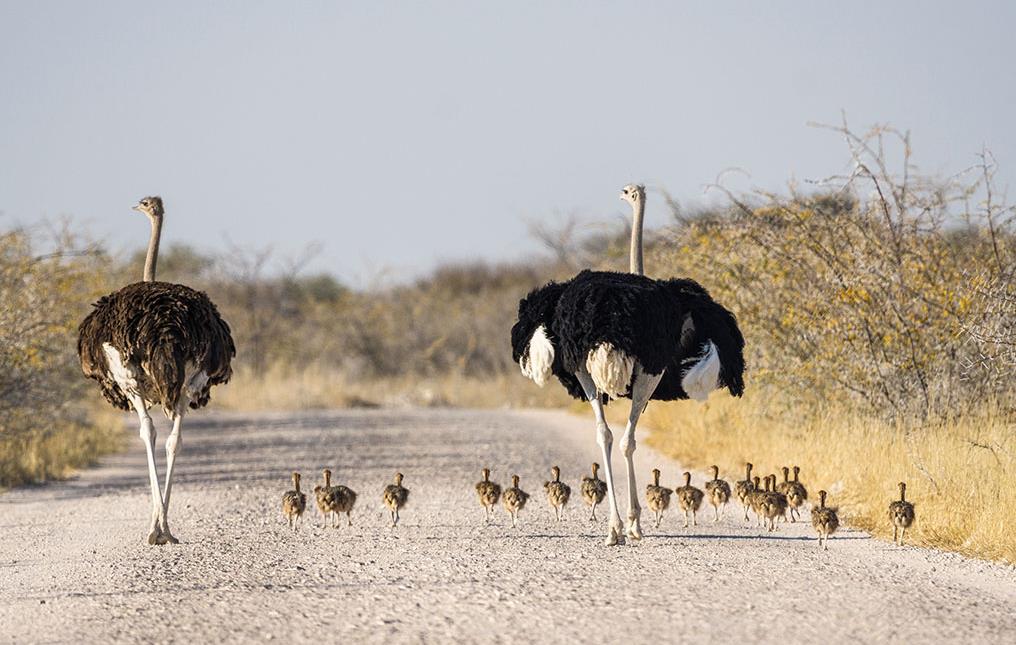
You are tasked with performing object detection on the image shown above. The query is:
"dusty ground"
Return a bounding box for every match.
[1,408,1013,644]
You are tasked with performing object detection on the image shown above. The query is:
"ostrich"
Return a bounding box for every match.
[543,465,571,521]
[580,462,607,521]
[704,465,731,522]
[78,196,234,545]
[510,184,745,545]
[502,474,530,528]
[645,468,672,528]
[382,472,409,528]
[812,490,839,550]
[889,481,916,546]
[734,462,756,522]
[282,472,307,530]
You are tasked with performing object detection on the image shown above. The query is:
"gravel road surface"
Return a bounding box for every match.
[1,408,1013,644]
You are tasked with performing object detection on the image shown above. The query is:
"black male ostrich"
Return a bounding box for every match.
[511,184,744,545]
[78,196,234,545]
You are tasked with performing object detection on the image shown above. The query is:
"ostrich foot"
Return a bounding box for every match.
[147,528,179,545]
[605,518,625,546]
[626,514,643,542]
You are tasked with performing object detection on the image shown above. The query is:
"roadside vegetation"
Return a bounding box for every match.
[1,122,1013,564]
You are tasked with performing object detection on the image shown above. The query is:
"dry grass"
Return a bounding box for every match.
[213,365,573,411]
[0,406,126,489]
[636,391,1016,564]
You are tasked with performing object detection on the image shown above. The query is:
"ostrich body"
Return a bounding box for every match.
[644,468,672,528]
[511,184,745,545]
[475,468,502,522]
[675,471,704,528]
[704,465,731,522]
[282,472,307,530]
[78,196,234,545]
[889,482,916,545]
[580,462,608,521]
[502,474,530,528]
[734,463,756,522]
[543,465,571,521]
[382,472,409,528]
[811,490,839,550]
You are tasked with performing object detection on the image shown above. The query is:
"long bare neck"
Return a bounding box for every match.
[143,216,163,282]
[629,197,645,275]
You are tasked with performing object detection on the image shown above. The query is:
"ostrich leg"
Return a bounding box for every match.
[575,367,624,546]
[619,366,663,542]
[158,409,184,544]
[128,394,167,545]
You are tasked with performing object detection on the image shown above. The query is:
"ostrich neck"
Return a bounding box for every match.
[629,198,645,275]
[143,216,163,282]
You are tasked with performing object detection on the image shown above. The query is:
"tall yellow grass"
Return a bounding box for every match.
[0,406,126,488]
[639,391,1015,564]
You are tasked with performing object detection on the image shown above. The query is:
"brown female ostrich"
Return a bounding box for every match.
[78,196,234,545]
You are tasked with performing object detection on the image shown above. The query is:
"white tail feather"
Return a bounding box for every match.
[682,341,721,401]
[586,343,635,399]
[520,325,554,387]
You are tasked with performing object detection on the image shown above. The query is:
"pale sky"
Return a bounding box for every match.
[2,2,1014,284]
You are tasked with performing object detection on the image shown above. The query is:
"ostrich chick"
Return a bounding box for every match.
[748,475,765,527]
[734,463,756,522]
[760,475,788,532]
[645,468,673,528]
[502,474,530,528]
[785,465,809,522]
[325,470,357,528]
[281,472,307,530]
[475,467,502,522]
[675,471,704,528]
[811,490,840,550]
[382,472,409,528]
[314,468,335,526]
[544,465,571,521]
[704,465,732,522]
[581,462,608,521]
[776,466,792,495]
[889,481,916,546]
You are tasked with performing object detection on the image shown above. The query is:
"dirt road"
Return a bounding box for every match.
[1,409,1013,644]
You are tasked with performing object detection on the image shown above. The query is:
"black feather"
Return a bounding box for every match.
[511,270,745,402]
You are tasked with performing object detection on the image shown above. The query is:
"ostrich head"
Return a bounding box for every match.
[620,184,645,207]
[132,196,164,220]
